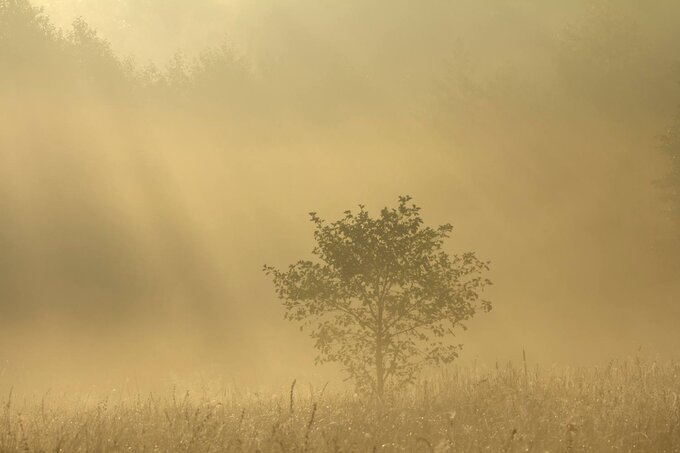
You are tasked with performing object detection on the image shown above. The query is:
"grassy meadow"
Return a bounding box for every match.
[2,358,679,452]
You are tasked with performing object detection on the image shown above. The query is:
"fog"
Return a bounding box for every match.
[2,0,680,393]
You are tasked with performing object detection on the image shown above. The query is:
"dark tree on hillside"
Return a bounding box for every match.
[264,196,491,397]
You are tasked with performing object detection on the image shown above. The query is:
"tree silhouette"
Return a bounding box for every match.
[265,196,491,396]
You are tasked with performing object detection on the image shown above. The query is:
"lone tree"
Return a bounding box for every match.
[264,196,491,396]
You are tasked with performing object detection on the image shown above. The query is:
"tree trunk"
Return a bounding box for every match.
[375,282,386,398]
[376,333,384,398]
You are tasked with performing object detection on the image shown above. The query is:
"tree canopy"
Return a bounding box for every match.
[265,196,491,395]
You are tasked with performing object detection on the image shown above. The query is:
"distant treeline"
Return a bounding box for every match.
[1,0,377,124]
[2,0,680,125]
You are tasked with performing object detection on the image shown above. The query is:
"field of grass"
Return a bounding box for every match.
[2,358,679,452]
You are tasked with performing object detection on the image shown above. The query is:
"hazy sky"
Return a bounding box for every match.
[3,0,680,392]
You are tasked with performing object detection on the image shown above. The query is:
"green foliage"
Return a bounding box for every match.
[265,196,491,395]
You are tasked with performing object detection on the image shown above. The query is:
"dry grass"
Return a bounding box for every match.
[2,358,679,452]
